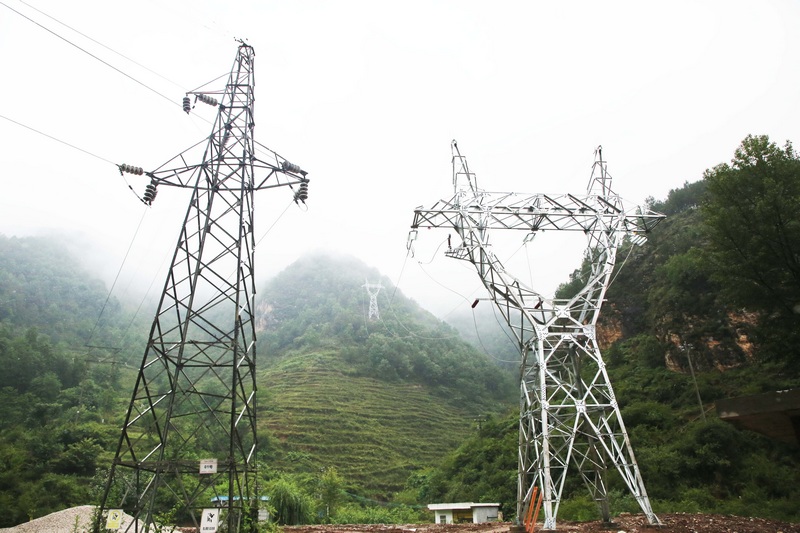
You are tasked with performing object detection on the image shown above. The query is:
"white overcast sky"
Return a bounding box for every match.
[1,0,799,317]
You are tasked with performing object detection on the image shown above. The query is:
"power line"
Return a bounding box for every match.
[85,206,149,349]
[0,111,147,201]
[0,0,179,109]
[16,0,185,92]
[0,112,116,165]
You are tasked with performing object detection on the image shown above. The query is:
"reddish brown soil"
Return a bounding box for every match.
[283,513,800,533]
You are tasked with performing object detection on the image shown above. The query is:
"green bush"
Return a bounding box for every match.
[265,476,314,525]
[558,494,600,521]
[331,503,426,524]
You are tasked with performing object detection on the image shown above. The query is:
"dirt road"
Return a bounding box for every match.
[283,513,800,533]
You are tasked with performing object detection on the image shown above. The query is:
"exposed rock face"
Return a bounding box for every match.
[595,304,624,350]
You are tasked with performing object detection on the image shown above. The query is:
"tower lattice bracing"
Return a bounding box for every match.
[410,141,664,530]
[98,43,309,533]
[363,280,384,321]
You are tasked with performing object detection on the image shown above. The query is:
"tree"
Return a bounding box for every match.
[702,135,800,371]
[318,467,345,521]
[265,475,315,525]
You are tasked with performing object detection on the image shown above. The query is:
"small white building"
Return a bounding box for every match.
[427,502,501,524]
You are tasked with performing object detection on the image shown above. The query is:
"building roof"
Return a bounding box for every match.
[427,503,500,511]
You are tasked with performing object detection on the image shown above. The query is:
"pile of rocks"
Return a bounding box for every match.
[0,506,139,533]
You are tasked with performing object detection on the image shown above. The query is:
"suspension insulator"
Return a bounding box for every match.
[182,96,191,114]
[197,93,219,107]
[282,160,303,174]
[143,179,158,205]
[220,123,233,149]
[119,164,144,175]
[294,179,309,203]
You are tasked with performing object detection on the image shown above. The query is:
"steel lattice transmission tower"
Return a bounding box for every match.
[363,280,384,321]
[97,42,309,533]
[410,141,664,531]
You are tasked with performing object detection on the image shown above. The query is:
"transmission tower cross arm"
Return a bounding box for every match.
[119,152,309,205]
[126,144,309,192]
[412,191,664,235]
[118,40,310,205]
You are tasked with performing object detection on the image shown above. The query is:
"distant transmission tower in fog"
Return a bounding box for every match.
[363,280,383,321]
[410,141,664,531]
[97,42,309,533]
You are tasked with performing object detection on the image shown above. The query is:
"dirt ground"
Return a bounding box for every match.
[283,513,800,533]
[4,508,798,533]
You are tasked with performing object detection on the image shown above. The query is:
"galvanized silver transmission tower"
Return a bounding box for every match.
[363,280,384,321]
[97,42,309,532]
[410,141,663,530]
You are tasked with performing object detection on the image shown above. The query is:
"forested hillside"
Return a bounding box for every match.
[1,135,799,528]
[0,239,516,526]
[254,252,516,498]
[0,235,133,526]
[426,135,800,522]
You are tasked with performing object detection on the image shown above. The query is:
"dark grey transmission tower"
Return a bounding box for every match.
[97,42,309,532]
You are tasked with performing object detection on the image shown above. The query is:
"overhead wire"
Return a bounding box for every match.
[84,206,149,355]
[255,198,297,247]
[0,2,302,368]
[415,237,449,265]
[380,256,521,360]
[2,0,298,194]
[0,0,180,109]
[358,246,463,341]
[16,0,186,92]
[0,2,182,360]
[525,240,535,289]
[0,113,116,166]
[387,249,409,308]
[608,239,637,288]
[113,238,176,367]
[0,112,146,204]
[488,302,524,358]
[0,38,161,365]
[417,253,521,362]
[376,290,461,341]
[371,245,486,343]
[188,72,230,94]
[415,260,475,307]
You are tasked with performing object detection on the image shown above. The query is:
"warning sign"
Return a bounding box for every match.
[199,458,218,474]
[201,508,219,532]
[106,509,123,530]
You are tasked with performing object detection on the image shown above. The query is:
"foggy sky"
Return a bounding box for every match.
[1,0,798,317]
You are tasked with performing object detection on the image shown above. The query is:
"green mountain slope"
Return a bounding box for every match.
[260,351,493,497]
[0,235,110,339]
[0,235,132,526]
[0,239,515,523]
[254,251,516,497]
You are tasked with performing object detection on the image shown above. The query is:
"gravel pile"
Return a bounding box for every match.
[0,505,140,533]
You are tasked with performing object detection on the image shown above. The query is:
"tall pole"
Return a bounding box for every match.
[684,344,706,421]
[97,42,309,533]
[410,141,663,530]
